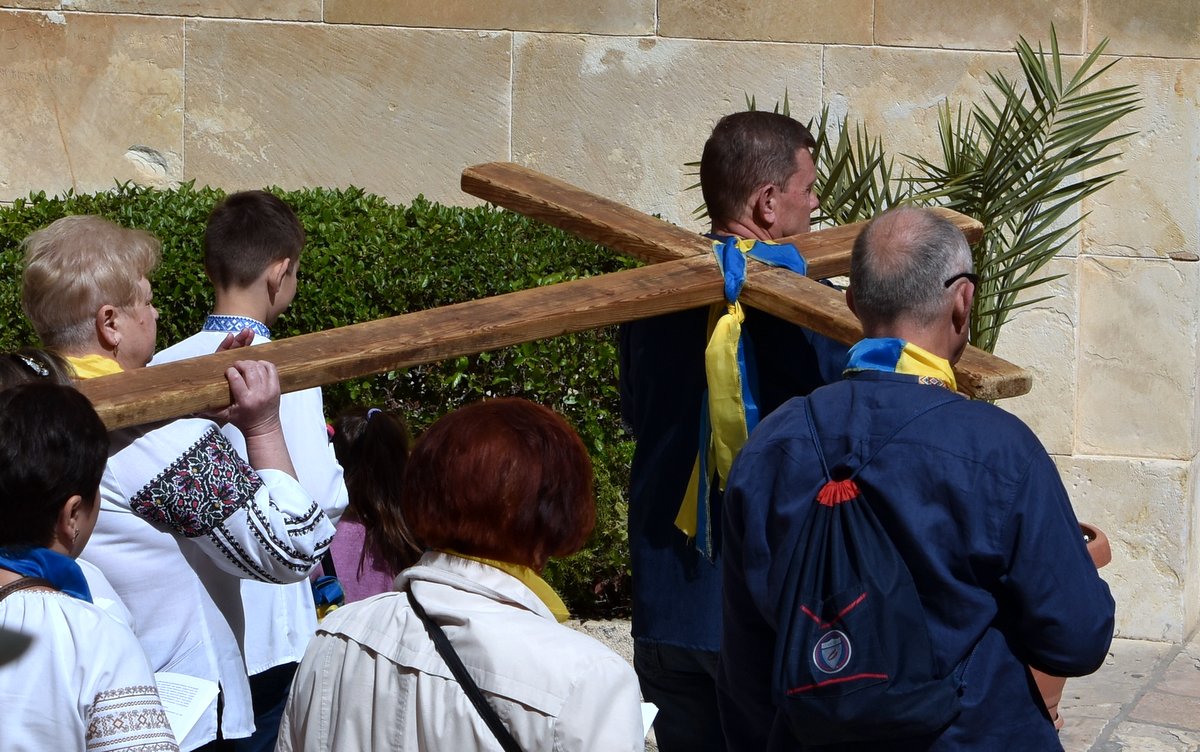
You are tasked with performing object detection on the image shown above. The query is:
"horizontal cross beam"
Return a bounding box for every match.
[76,163,1028,431]
[460,162,984,277]
[79,256,724,429]
[460,162,1029,399]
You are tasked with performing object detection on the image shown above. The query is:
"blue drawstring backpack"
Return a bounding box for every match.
[773,398,962,744]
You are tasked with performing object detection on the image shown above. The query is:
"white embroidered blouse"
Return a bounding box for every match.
[83,416,335,749]
[152,327,349,677]
[0,589,179,751]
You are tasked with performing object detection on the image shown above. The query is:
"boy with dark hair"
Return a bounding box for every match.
[202,189,306,293]
[154,189,348,752]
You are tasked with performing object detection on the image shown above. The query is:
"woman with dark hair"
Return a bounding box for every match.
[318,406,419,604]
[0,383,179,751]
[0,347,137,631]
[0,346,76,385]
[280,398,644,751]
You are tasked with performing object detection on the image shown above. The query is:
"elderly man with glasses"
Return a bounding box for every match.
[718,206,1114,751]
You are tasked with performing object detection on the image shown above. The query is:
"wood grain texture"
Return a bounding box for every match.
[460,161,1018,400]
[777,206,984,280]
[78,164,1018,429]
[740,270,1031,401]
[462,162,712,264]
[461,162,984,279]
[78,256,724,429]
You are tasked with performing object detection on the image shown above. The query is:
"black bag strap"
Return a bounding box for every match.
[320,549,338,580]
[0,577,55,602]
[804,395,960,483]
[406,588,523,752]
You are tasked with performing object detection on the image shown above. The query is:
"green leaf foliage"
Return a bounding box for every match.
[0,182,635,616]
[907,28,1140,351]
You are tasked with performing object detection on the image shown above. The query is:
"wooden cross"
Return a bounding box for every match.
[77,163,1030,430]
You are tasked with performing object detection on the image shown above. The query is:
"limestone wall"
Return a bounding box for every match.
[2,2,1196,640]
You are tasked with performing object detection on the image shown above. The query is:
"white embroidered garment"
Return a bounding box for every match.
[278,552,645,752]
[77,557,135,632]
[83,416,335,749]
[153,328,349,675]
[0,589,179,752]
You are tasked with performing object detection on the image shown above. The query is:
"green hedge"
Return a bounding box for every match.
[0,182,638,617]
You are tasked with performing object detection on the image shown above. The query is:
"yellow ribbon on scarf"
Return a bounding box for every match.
[677,237,788,544]
[706,298,751,488]
[895,342,957,391]
[674,295,750,539]
[676,454,705,539]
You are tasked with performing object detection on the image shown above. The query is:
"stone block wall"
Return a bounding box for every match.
[1,2,1196,640]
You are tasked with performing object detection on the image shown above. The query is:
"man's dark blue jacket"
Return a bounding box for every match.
[620,306,842,651]
[719,370,1115,751]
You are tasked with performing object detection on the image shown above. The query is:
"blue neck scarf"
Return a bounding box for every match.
[0,546,92,602]
[203,314,271,341]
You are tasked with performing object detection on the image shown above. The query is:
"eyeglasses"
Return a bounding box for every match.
[943,272,980,288]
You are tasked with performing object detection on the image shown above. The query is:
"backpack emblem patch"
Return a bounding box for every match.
[813,630,852,674]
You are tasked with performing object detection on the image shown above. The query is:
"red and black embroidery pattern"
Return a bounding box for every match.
[131,428,263,538]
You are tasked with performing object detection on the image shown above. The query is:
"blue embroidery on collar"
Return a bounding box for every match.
[203,315,271,340]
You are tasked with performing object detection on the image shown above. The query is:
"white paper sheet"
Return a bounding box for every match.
[641,702,659,740]
[154,671,219,745]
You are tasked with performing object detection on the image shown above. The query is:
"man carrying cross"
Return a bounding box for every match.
[619,110,844,751]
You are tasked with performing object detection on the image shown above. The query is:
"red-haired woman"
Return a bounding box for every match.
[280,398,644,751]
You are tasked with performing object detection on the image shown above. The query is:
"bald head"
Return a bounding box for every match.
[849,207,973,331]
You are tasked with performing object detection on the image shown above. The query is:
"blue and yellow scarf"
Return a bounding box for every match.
[0,546,92,602]
[675,236,808,559]
[843,337,956,390]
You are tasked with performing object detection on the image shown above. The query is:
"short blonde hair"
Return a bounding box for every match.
[21,215,161,350]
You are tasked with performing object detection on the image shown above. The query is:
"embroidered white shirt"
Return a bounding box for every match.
[153,328,349,676]
[83,416,334,749]
[0,589,179,752]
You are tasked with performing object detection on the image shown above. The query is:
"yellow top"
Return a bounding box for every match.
[66,354,123,379]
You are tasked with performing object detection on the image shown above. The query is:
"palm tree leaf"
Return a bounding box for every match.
[679,28,1139,354]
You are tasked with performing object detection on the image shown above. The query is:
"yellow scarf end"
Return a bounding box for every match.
[444,550,571,623]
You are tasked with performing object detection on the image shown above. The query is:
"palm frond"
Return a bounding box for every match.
[679,28,1139,354]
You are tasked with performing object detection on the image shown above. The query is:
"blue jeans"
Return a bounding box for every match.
[634,638,725,752]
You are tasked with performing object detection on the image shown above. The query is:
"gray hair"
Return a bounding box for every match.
[849,207,972,327]
[21,215,160,350]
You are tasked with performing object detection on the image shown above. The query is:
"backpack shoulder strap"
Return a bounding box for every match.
[0,577,56,602]
[320,549,338,579]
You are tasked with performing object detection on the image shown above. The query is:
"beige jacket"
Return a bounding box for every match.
[278,552,644,751]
